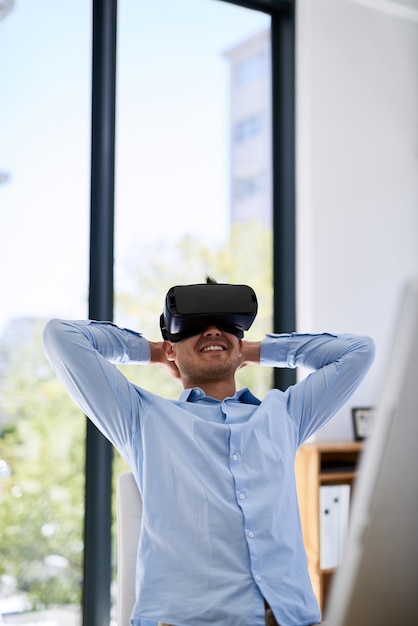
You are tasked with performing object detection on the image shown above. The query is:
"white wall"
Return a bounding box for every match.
[296,0,418,440]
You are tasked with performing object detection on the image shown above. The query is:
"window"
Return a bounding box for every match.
[233,171,266,201]
[115,1,272,382]
[0,0,279,623]
[0,2,90,623]
[234,51,266,85]
[233,113,264,142]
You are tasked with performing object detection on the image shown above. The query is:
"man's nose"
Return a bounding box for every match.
[203,324,222,336]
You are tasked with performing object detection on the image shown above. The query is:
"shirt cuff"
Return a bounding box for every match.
[260,333,293,368]
[88,320,151,364]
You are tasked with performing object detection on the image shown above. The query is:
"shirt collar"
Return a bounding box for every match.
[179,387,261,405]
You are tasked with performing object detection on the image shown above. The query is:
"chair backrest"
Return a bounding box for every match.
[116,472,143,626]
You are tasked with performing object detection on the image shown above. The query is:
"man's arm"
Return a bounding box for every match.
[258,332,375,442]
[43,319,152,452]
[148,340,181,378]
[239,340,261,368]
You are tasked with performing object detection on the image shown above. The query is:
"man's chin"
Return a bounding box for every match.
[183,361,238,383]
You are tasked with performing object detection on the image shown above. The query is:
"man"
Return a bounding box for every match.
[42,280,375,626]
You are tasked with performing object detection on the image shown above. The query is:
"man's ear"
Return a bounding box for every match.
[162,340,176,362]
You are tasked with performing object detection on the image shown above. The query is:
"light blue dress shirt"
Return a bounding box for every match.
[43,320,374,626]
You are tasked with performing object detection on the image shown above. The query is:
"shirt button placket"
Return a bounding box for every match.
[228,426,261,589]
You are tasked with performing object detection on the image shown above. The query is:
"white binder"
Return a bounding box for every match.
[319,484,351,569]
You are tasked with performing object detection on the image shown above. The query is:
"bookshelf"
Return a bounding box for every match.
[295,440,364,611]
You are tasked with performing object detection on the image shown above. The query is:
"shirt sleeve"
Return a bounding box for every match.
[260,332,375,443]
[42,318,151,451]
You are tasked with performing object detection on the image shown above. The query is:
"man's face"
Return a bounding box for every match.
[163,324,242,385]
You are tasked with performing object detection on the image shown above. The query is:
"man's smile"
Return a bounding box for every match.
[198,336,229,353]
[200,344,225,353]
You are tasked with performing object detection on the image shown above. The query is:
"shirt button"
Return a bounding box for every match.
[255,575,261,583]
[238,493,245,500]
[248,531,254,538]
[232,454,238,461]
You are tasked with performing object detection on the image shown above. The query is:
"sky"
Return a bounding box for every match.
[0,0,270,334]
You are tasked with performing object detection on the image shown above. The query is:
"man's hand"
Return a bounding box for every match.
[238,340,261,369]
[148,341,181,379]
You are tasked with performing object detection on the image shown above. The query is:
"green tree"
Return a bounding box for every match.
[0,329,85,608]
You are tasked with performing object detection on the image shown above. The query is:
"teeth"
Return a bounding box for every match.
[202,345,223,352]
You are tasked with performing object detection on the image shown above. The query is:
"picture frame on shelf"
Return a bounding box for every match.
[352,407,375,440]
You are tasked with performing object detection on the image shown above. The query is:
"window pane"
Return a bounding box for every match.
[114,0,272,399]
[0,1,90,624]
[113,0,272,617]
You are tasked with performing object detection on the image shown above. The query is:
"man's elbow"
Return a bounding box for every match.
[42,318,68,358]
[358,335,376,370]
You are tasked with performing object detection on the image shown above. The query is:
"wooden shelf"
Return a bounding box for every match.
[295,440,364,612]
[319,471,357,483]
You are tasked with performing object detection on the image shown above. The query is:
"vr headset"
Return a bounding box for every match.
[160,282,258,342]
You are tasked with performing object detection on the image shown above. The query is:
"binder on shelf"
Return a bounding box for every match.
[319,484,351,569]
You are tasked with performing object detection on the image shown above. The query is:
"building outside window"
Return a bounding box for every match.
[224,28,272,230]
